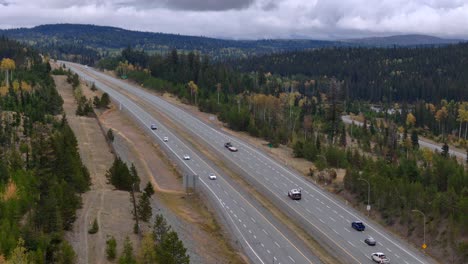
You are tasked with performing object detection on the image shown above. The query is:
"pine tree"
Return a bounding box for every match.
[411,130,419,149]
[100,93,111,108]
[144,182,155,197]
[118,237,137,264]
[107,129,114,142]
[442,142,449,157]
[340,126,347,147]
[156,231,190,264]
[137,193,152,222]
[153,214,171,244]
[130,163,140,192]
[88,218,99,234]
[106,236,117,260]
[315,134,321,151]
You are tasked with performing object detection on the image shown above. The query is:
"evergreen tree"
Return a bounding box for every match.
[137,193,152,222]
[118,237,137,264]
[315,134,321,151]
[107,129,114,142]
[100,93,111,108]
[93,96,100,108]
[144,182,155,197]
[90,83,97,91]
[106,157,137,191]
[153,214,171,244]
[411,130,419,149]
[442,142,450,157]
[130,163,140,191]
[340,126,347,147]
[106,236,117,260]
[88,218,99,234]
[156,231,190,264]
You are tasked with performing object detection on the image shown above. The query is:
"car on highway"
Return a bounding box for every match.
[163,137,168,142]
[224,142,238,152]
[183,155,190,160]
[365,237,376,246]
[371,252,390,263]
[208,173,217,180]
[288,188,302,200]
[150,124,157,130]
[351,221,365,231]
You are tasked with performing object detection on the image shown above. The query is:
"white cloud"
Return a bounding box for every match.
[0,0,467,39]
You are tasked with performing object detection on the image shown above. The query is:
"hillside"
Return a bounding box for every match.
[342,34,464,47]
[232,42,468,102]
[0,24,339,62]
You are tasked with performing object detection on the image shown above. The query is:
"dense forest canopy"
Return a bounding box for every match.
[233,43,468,103]
[0,37,89,263]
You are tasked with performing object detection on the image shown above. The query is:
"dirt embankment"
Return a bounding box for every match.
[55,75,136,264]
[54,65,246,264]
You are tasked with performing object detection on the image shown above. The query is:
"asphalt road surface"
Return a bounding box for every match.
[63,62,320,264]
[65,62,437,264]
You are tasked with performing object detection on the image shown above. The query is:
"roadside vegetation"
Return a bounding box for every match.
[95,44,468,262]
[0,38,90,263]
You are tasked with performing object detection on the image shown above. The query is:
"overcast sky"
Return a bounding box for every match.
[1,0,467,40]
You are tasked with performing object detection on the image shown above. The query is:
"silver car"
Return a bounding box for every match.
[365,237,376,246]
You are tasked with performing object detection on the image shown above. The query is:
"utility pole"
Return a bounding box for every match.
[358,174,371,216]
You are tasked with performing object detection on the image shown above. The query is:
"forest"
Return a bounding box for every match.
[233,43,468,103]
[0,38,90,263]
[96,46,468,262]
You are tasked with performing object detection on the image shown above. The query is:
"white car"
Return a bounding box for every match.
[183,155,190,160]
[288,188,302,200]
[208,173,217,180]
[371,252,390,263]
[163,137,168,142]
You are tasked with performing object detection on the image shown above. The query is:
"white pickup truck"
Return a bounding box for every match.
[371,252,390,263]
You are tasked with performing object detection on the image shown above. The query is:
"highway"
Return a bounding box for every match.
[62,62,319,264]
[342,115,465,159]
[65,62,437,264]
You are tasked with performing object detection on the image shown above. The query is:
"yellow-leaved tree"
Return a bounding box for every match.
[0,58,16,87]
[406,113,416,128]
[187,81,198,104]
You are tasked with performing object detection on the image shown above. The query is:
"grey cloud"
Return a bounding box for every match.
[0,0,467,40]
[117,0,254,11]
[261,1,277,11]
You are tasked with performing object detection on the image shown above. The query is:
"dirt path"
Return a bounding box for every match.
[55,75,138,264]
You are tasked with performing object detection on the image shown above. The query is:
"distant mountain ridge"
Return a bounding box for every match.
[0,24,339,60]
[1,24,464,63]
[342,34,465,46]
